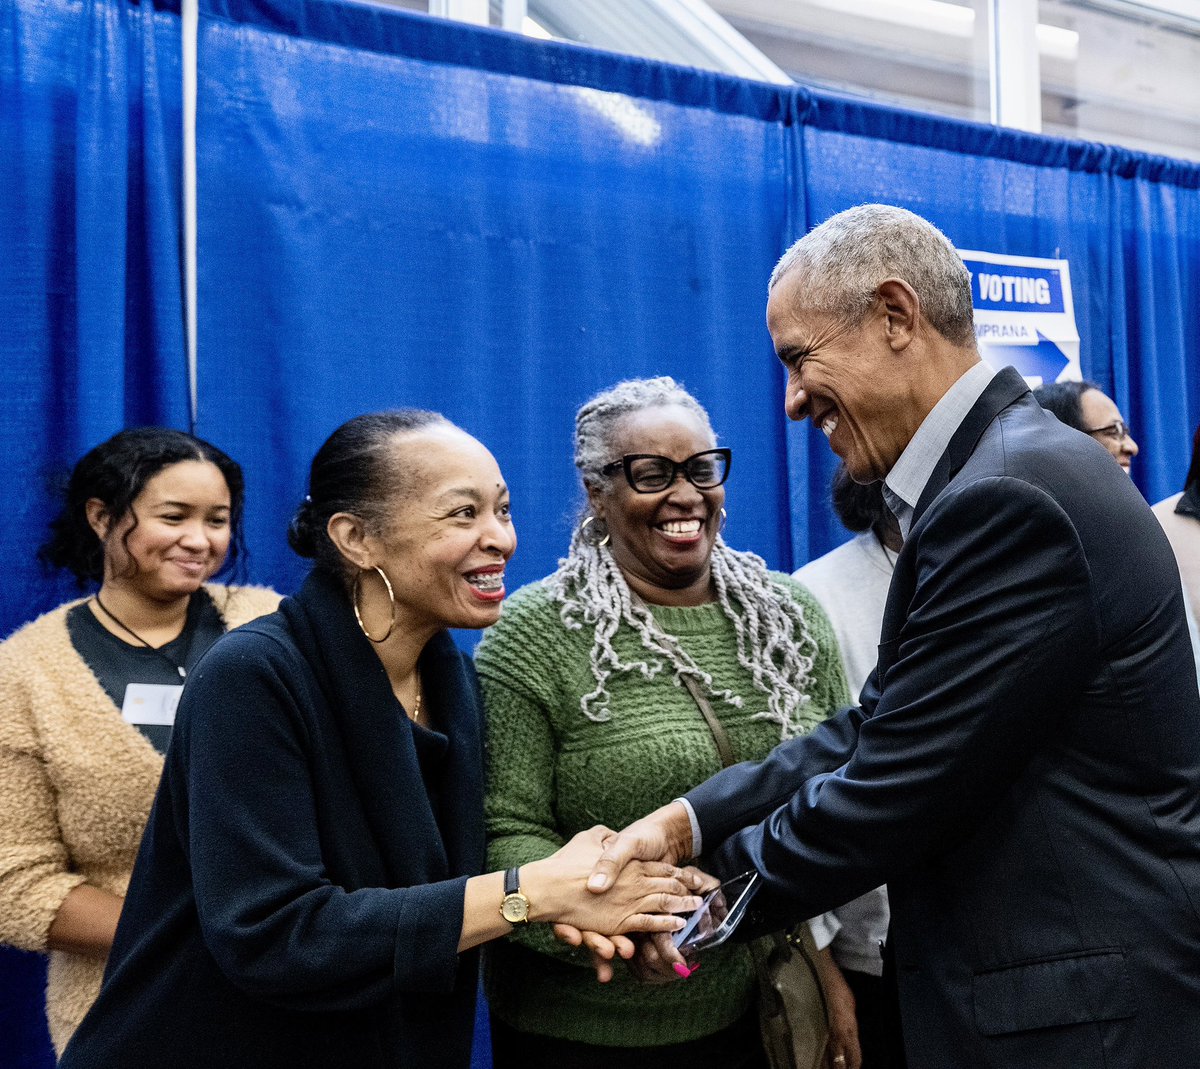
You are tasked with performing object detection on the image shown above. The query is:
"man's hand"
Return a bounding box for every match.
[586,802,695,893]
[814,947,862,1069]
[523,826,700,937]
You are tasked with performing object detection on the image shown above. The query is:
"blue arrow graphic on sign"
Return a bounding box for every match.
[979,332,1070,383]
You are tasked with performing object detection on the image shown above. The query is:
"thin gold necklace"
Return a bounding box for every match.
[409,670,422,722]
[92,592,192,679]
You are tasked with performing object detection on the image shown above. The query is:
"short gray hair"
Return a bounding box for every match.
[769,204,975,346]
[574,376,716,490]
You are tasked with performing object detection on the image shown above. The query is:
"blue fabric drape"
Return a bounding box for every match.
[189,0,1200,586]
[1,1,185,1060]
[4,0,1200,1061]
[1,0,188,639]
[194,0,797,598]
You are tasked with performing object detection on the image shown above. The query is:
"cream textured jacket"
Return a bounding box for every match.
[0,584,281,1053]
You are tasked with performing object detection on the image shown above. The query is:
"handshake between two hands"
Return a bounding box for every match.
[523,802,719,984]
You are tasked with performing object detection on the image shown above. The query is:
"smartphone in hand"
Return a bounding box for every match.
[671,871,760,956]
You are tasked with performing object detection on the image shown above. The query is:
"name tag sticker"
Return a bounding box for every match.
[121,683,184,727]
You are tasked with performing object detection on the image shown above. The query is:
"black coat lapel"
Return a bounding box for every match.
[911,365,1030,529]
[421,635,485,880]
[281,572,482,887]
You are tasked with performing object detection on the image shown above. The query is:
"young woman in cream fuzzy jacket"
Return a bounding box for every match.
[0,428,279,1053]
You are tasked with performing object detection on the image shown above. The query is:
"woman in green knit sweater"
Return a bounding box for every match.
[476,377,857,1069]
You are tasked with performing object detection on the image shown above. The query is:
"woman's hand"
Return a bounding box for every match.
[625,931,689,983]
[523,826,702,937]
[814,948,862,1069]
[552,861,717,982]
[551,924,638,983]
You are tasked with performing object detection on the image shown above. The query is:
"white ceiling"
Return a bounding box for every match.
[375,0,1200,161]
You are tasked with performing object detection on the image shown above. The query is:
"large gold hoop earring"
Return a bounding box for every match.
[580,515,610,547]
[353,566,397,643]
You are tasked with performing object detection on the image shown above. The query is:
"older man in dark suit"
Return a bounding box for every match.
[587,205,1200,1068]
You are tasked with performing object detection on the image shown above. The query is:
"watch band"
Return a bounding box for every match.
[500,866,530,925]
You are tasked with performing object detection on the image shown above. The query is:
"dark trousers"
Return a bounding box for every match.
[843,969,899,1069]
[874,946,909,1069]
[490,1010,769,1069]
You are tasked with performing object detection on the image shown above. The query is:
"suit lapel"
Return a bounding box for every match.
[875,366,1031,670]
[910,366,1030,530]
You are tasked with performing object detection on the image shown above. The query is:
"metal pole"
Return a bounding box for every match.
[182,0,199,429]
[988,0,1042,132]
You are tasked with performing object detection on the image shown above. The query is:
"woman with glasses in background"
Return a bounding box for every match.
[477,377,858,1069]
[1033,380,1139,475]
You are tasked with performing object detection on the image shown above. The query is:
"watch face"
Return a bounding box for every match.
[501,894,529,923]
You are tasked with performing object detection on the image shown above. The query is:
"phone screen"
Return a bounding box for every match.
[671,871,760,956]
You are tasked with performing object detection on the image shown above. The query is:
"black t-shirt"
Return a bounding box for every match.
[67,590,226,753]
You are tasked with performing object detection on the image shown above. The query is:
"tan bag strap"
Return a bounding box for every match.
[624,586,739,769]
[680,673,738,769]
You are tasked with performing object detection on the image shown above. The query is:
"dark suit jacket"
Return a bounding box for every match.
[60,571,486,1069]
[689,368,1200,1067]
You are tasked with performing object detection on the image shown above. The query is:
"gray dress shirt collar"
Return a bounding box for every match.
[882,361,998,540]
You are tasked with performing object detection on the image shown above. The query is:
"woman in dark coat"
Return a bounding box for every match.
[59,411,703,1069]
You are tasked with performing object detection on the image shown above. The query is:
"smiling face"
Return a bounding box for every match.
[97,460,233,603]
[1079,388,1139,474]
[371,425,516,633]
[769,269,919,484]
[588,404,724,606]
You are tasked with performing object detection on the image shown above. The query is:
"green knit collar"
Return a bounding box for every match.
[644,598,732,636]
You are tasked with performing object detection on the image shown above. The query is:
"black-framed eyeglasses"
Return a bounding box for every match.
[600,448,732,494]
[1084,419,1131,443]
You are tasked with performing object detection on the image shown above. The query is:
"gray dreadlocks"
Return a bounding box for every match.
[547,377,823,741]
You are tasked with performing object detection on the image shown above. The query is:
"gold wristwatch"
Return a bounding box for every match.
[500,866,530,924]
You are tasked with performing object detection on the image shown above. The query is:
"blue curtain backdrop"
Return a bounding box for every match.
[1,0,189,634]
[193,0,799,600]
[3,0,1200,1064]
[1,0,186,1063]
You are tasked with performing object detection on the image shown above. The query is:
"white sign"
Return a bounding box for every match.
[958,249,1081,386]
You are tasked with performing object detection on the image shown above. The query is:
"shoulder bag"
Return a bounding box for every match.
[680,673,830,1069]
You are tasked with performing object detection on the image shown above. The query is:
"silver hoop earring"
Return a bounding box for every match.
[719,507,728,532]
[353,566,397,643]
[581,515,610,547]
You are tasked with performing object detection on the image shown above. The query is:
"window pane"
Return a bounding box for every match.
[713,0,993,124]
[1039,1,1200,162]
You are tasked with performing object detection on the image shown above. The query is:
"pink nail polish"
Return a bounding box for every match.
[673,961,699,979]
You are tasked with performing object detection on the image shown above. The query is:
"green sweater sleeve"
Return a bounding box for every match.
[477,588,591,966]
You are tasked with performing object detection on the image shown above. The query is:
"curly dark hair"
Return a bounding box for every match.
[38,427,246,587]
